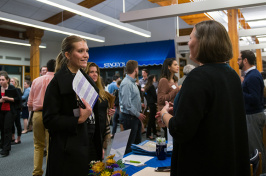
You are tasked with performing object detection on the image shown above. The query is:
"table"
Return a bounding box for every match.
[124,153,171,176]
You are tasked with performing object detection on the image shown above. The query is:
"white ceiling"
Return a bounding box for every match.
[0,0,146,43]
[0,0,266,46]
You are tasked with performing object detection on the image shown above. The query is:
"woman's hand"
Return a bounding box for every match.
[1,96,14,102]
[161,101,170,115]
[155,111,166,128]
[168,102,174,115]
[0,98,5,103]
[108,108,115,116]
[78,98,92,124]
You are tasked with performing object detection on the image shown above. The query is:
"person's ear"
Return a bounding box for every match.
[65,52,70,60]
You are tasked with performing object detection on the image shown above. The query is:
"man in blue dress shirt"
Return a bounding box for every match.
[119,60,146,154]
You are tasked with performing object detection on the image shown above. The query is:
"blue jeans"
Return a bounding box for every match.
[121,113,141,154]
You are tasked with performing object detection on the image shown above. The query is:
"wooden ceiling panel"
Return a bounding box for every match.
[0,28,27,40]
[180,14,210,25]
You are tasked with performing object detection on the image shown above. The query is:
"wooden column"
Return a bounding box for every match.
[255,40,263,72]
[26,28,44,81]
[227,9,240,75]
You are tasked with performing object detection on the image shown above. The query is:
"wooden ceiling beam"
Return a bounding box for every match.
[43,0,106,25]
[179,28,193,36]
[0,28,27,40]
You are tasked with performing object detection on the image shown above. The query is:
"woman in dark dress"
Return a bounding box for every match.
[85,62,115,151]
[158,20,250,175]
[0,73,20,157]
[43,36,102,176]
[144,75,158,140]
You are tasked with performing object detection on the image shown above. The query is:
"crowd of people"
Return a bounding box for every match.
[0,20,265,176]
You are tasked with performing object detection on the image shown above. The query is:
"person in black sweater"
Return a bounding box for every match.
[144,75,159,140]
[158,21,250,175]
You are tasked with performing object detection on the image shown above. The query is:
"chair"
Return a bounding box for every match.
[250,149,262,176]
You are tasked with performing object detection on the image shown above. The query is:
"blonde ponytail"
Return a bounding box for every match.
[55,52,67,72]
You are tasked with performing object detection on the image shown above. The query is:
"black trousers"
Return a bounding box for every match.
[12,109,22,137]
[0,111,15,151]
[146,103,157,137]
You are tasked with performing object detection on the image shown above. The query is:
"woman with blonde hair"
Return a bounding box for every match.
[85,62,115,151]
[43,35,102,176]
[10,77,22,144]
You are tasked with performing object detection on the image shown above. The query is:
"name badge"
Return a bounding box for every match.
[171,85,177,89]
[73,108,80,117]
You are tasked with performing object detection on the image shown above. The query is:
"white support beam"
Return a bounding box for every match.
[120,0,266,22]
[240,43,266,50]
[0,11,105,42]
[239,27,266,37]
[176,35,190,43]
[178,45,189,52]
[178,44,266,52]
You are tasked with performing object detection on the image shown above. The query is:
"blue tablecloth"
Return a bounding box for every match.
[124,153,171,176]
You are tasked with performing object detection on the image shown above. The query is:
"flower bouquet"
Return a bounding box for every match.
[89,154,128,176]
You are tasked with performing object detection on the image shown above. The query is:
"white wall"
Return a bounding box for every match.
[0,40,61,68]
[39,40,61,66]
[0,42,30,66]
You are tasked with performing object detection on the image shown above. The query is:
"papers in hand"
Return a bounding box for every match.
[122,155,153,167]
[72,70,98,109]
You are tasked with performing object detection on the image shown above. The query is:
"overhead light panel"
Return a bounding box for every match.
[36,0,151,38]
[258,38,266,42]
[0,11,105,42]
[0,36,46,48]
[248,20,266,28]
